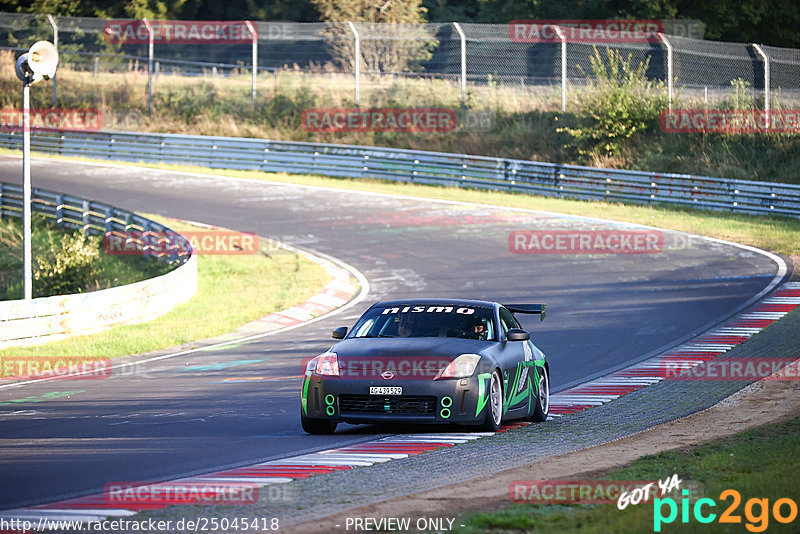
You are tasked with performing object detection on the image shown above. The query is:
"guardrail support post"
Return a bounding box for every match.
[56,194,63,225]
[453,22,467,109]
[47,14,58,106]
[142,18,154,113]
[82,199,90,235]
[753,44,770,128]
[348,21,360,107]
[659,33,673,112]
[245,21,257,107]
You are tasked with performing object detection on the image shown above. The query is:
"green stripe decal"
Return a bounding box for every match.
[301,379,310,415]
[475,373,492,417]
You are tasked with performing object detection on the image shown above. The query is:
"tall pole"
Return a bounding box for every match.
[15,40,58,300]
[348,22,360,107]
[143,18,154,113]
[23,82,32,300]
[453,22,466,109]
[47,15,57,106]
[659,33,673,112]
[245,21,257,107]
[753,44,770,128]
[553,25,566,112]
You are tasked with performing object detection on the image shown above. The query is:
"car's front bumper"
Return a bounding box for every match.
[301,374,492,425]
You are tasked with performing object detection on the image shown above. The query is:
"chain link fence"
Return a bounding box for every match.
[1,12,799,114]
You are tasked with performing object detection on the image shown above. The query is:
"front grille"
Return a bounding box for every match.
[339,395,437,415]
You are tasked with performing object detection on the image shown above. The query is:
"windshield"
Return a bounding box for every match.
[349,304,496,341]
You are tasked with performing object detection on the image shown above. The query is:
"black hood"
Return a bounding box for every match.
[331,337,493,359]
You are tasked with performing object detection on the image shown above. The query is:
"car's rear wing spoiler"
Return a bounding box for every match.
[505,304,546,321]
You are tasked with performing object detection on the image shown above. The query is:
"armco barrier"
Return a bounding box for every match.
[0,182,197,348]
[2,130,799,218]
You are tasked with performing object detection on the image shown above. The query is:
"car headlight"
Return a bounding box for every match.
[314,352,340,376]
[435,353,481,380]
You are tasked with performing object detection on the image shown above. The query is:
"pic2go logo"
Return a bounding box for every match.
[653,489,798,532]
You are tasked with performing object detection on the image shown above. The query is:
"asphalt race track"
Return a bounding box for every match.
[0,156,783,510]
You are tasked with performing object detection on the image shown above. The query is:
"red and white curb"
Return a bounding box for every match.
[168,220,364,335]
[239,248,361,333]
[548,281,800,416]
[0,424,530,522]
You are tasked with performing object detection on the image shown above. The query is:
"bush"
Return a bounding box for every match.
[559,47,668,157]
[32,229,101,297]
[1,217,100,299]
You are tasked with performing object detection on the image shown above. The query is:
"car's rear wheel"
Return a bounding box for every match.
[301,413,338,434]
[530,367,549,422]
[480,370,503,431]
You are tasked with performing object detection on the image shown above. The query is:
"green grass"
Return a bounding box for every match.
[2,49,799,184]
[0,216,331,358]
[456,418,800,533]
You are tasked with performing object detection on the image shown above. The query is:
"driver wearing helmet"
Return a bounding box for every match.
[467,316,488,340]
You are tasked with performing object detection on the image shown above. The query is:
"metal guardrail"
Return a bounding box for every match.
[0,181,197,348]
[1,129,799,218]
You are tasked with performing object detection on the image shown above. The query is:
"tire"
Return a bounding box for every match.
[530,367,550,422]
[301,413,338,435]
[480,370,503,431]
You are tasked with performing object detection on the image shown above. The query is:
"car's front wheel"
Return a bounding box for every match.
[301,413,338,434]
[529,367,549,422]
[480,370,503,431]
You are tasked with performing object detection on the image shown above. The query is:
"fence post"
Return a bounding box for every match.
[47,14,58,106]
[753,44,770,128]
[347,21,360,107]
[453,22,466,109]
[142,18,154,113]
[245,21,257,107]
[659,32,673,112]
[553,25,566,112]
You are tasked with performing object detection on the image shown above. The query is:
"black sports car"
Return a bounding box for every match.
[301,299,550,434]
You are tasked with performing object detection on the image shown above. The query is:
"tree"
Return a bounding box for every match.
[312,0,435,73]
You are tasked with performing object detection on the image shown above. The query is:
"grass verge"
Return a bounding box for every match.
[456,417,800,533]
[0,215,331,358]
[2,54,799,183]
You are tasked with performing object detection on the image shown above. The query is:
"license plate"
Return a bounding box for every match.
[370,386,402,395]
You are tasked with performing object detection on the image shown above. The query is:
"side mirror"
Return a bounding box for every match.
[506,328,530,342]
[332,326,348,340]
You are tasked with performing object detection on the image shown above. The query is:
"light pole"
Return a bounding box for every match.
[15,40,59,300]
